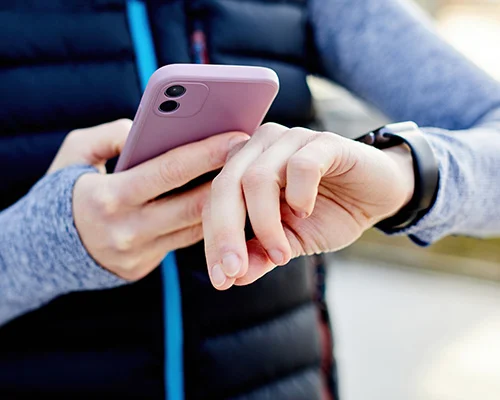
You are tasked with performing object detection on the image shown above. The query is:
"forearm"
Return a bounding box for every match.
[310,0,500,130]
[311,0,500,243]
[0,166,125,326]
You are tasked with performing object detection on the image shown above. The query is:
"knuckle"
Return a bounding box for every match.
[318,131,344,150]
[113,118,133,132]
[110,227,138,252]
[196,189,209,215]
[211,171,234,193]
[260,122,283,131]
[159,156,188,186]
[256,122,286,140]
[288,127,314,141]
[117,261,145,281]
[64,129,83,144]
[201,201,211,221]
[289,155,318,175]
[185,193,206,222]
[287,127,306,135]
[226,143,244,162]
[205,142,224,168]
[176,226,204,249]
[321,130,342,140]
[242,166,269,191]
[62,129,87,151]
[188,225,204,243]
[92,186,121,216]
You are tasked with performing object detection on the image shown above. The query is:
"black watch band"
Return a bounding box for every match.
[354,122,439,232]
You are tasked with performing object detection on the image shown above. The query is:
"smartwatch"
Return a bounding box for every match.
[354,121,439,232]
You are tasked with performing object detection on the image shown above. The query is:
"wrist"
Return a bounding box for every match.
[355,122,439,232]
[383,144,416,210]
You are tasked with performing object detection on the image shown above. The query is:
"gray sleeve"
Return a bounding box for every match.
[0,165,126,326]
[403,114,500,244]
[310,0,500,243]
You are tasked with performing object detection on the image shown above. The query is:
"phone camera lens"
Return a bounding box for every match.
[165,85,186,98]
[159,100,180,113]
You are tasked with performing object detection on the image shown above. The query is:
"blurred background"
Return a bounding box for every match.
[317,1,500,399]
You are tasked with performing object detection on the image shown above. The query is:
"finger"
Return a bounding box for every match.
[142,182,210,237]
[146,224,206,276]
[242,127,314,265]
[202,200,236,290]
[119,224,205,281]
[234,199,313,287]
[155,223,205,252]
[225,139,249,163]
[286,133,342,217]
[234,237,276,286]
[115,131,249,205]
[210,123,288,279]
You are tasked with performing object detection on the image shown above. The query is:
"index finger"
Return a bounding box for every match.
[208,123,288,279]
[114,132,249,205]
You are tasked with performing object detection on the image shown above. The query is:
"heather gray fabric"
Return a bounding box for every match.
[312,0,500,243]
[0,166,125,325]
[2,0,500,328]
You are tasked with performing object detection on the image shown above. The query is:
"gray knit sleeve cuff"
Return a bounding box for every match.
[44,165,128,290]
[2,165,126,304]
[0,165,128,324]
[387,128,474,246]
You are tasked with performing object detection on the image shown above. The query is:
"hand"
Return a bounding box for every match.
[203,123,415,290]
[68,120,249,280]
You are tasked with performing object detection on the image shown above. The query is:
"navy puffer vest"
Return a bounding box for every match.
[0,1,336,399]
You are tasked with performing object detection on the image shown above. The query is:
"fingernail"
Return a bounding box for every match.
[293,209,308,219]
[268,249,285,266]
[221,252,241,277]
[211,264,226,288]
[228,134,250,149]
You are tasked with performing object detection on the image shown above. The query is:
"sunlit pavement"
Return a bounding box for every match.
[327,258,500,400]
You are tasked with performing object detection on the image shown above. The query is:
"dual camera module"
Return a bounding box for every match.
[159,85,186,113]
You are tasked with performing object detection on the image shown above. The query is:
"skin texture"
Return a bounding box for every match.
[49,119,249,281]
[203,123,415,290]
[47,119,132,175]
[49,119,413,285]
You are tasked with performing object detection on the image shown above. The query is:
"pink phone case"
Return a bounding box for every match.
[115,64,279,172]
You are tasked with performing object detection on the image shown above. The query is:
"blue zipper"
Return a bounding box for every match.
[126,2,184,399]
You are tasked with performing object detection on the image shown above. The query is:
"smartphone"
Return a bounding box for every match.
[115,64,279,172]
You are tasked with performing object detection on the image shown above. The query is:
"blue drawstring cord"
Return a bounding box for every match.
[126,2,184,399]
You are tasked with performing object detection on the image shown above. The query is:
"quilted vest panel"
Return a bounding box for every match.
[0,0,332,399]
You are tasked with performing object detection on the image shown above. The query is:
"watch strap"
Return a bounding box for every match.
[355,122,439,232]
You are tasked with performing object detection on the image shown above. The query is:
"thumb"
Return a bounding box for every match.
[84,119,131,165]
[47,119,131,174]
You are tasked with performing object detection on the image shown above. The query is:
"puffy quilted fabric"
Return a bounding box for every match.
[0,0,333,399]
